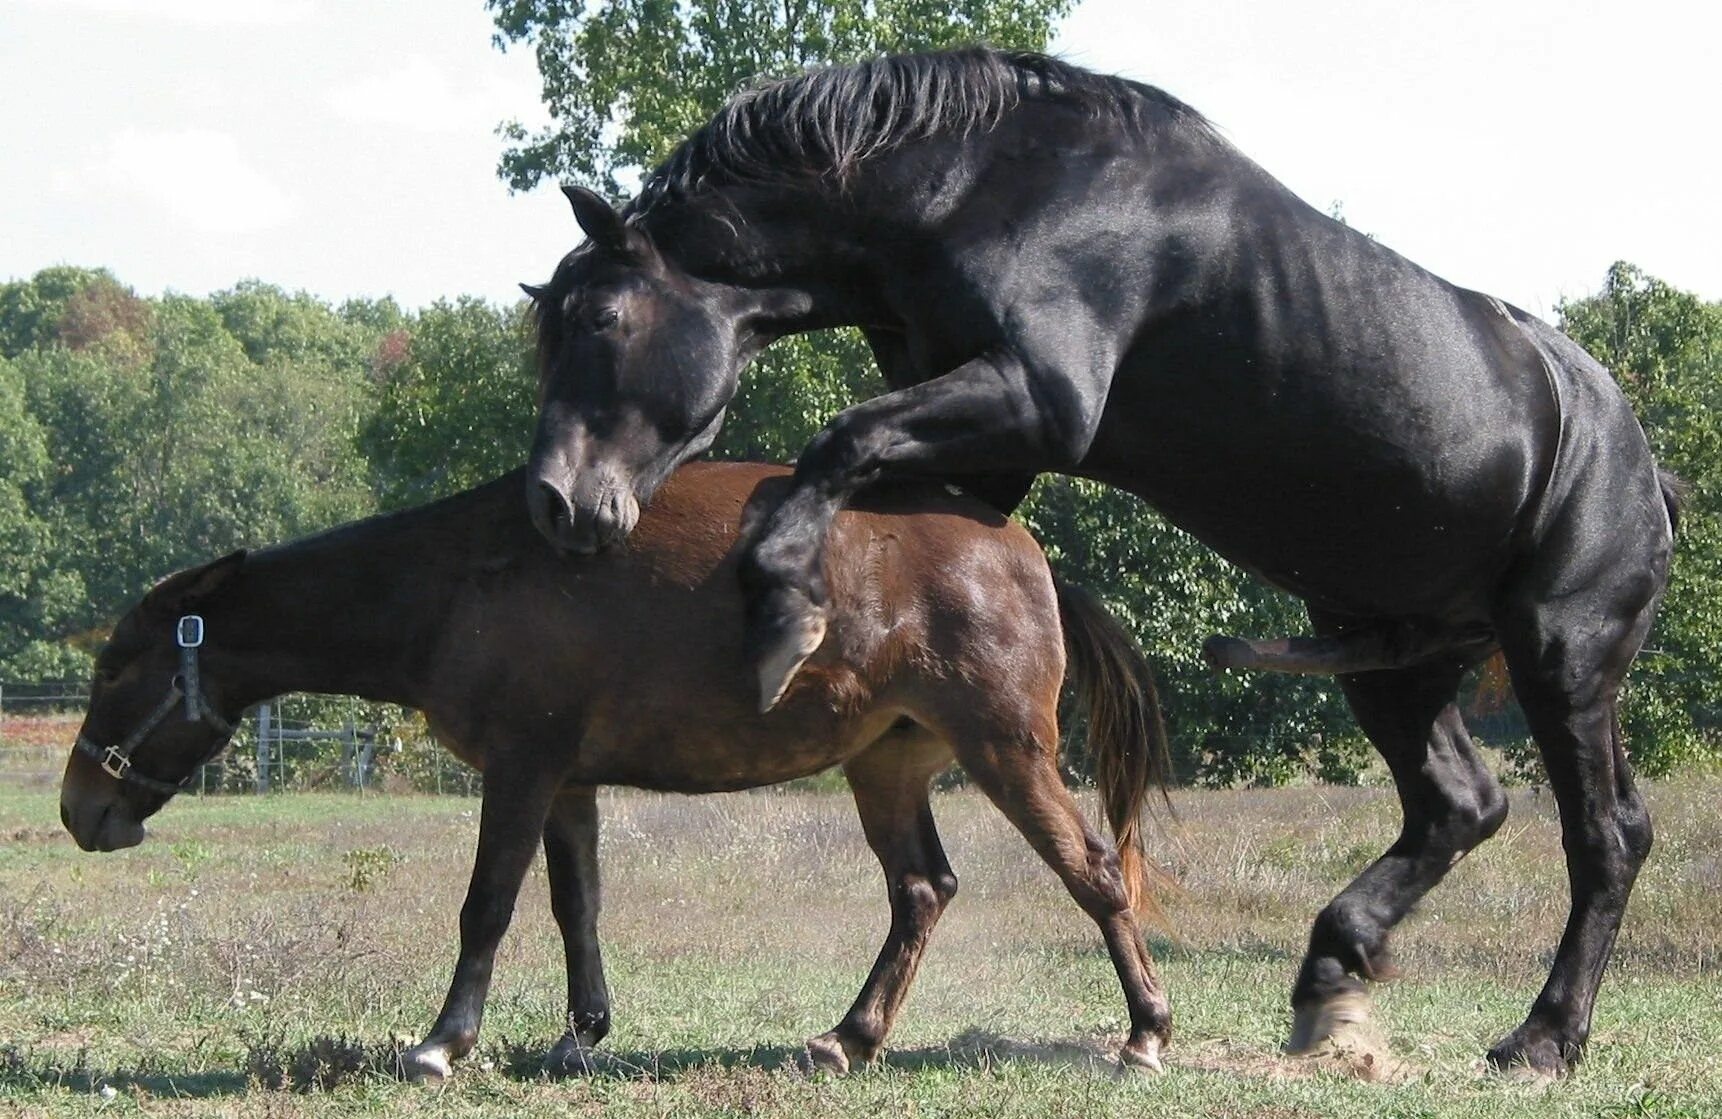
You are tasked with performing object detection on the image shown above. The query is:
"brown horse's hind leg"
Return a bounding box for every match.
[957,733,1171,1072]
[806,726,957,1074]
[542,787,611,1076]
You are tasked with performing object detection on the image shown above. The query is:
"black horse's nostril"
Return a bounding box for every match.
[536,482,575,529]
[529,480,580,550]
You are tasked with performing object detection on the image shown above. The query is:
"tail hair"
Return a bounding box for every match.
[1657,466,1689,535]
[1053,573,1175,928]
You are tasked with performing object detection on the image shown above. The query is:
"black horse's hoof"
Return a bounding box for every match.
[544,1033,608,1077]
[1486,1025,1581,1081]
[749,588,829,713]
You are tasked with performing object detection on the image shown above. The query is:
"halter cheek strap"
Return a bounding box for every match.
[74,615,237,797]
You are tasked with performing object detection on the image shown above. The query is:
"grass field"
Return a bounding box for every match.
[1,776,1718,1117]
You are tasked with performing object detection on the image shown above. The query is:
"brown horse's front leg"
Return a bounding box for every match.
[744,351,1095,711]
[541,787,611,1076]
[401,765,560,1084]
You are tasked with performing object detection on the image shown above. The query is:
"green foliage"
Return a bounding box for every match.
[359,297,537,510]
[1018,477,1357,785]
[340,845,400,893]
[488,0,1076,196]
[1557,263,1722,774]
[0,273,386,675]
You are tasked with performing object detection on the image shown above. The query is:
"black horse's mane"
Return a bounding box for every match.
[627,47,1214,215]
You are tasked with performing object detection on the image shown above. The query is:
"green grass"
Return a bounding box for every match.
[2,778,1718,1116]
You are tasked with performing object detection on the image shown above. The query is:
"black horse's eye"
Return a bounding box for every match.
[594,306,621,330]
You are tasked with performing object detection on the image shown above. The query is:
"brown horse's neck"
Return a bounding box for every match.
[196,476,519,714]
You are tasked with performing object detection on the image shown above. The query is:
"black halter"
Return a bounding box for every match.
[74,615,237,797]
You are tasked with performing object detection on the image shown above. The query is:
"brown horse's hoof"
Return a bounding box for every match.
[1118,1035,1165,1074]
[800,1031,876,1075]
[399,1044,452,1085]
[754,592,829,713]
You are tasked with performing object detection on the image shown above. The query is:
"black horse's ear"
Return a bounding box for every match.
[563,185,627,251]
[144,550,248,616]
[519,282,547,303]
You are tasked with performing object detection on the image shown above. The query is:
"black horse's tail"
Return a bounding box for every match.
[1053,573,1175,928]
[1657,466,1689,536]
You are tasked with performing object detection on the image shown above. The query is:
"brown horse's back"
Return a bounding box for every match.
[434,462,1062,792]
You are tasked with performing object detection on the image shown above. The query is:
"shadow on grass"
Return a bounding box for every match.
[0,1029,1125,1098]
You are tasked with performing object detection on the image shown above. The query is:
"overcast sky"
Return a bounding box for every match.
[3,0,1718,320]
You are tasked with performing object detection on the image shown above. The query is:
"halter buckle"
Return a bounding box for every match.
[100,745,133,781]
[177,615,205,649]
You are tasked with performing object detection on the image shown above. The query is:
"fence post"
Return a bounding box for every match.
[256,703,272,793]
[357,729,376,793]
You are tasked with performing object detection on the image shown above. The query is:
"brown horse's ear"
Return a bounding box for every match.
[563,185,628,252]
[143,550,248,616]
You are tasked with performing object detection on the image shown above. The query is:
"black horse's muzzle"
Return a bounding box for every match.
[526,469,640,555]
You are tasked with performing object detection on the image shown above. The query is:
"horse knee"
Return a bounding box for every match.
[896,874,954,925]
[1450,778,1509,852]
[1618,795,1653,865]
[1074,839,1132,918]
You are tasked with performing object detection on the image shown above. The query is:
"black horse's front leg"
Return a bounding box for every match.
[744,351,1098,710]
[401,765,561,1084]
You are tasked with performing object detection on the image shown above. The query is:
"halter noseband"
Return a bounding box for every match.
[74,615,237,797]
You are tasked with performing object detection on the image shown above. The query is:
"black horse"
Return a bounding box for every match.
[520,48,1679,1076]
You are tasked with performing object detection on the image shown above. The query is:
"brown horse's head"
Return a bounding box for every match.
[522,187,752,555]
[60,552,246,852]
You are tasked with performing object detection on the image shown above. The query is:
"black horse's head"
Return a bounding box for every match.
[523,186,753,555]
[60,552,245,852]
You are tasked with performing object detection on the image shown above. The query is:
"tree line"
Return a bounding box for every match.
[1,259,1715,780]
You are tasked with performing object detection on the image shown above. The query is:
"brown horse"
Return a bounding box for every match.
[59,461,1171,1081]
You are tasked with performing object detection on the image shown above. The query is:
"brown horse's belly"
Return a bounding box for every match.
[569,708,893,794]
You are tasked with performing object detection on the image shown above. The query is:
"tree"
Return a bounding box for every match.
[359,297,538,509]
[1558,263,1722,773]
[2,271,383,674]
[489,0,1077,196]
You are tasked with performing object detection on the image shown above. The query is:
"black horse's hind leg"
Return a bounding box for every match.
[743,350,1097,710]
[805,728,957,1073]
[1288,648,1507,1055]
[542,786,611,1076]
[1483,544,1665,1076]
[402,763,561,1084]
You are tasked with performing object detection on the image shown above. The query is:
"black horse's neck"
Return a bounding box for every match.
[638,189,888,335]
[195,478,515,715]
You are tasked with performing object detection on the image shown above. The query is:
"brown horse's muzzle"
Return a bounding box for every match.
[60,758,147,852]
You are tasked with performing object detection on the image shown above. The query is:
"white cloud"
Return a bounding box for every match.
[325,55,521,134]
[104,129,294,235]
[22,0,315,24]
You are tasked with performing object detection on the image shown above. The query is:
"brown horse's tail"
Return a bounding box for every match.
[1053,573,1175,928]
